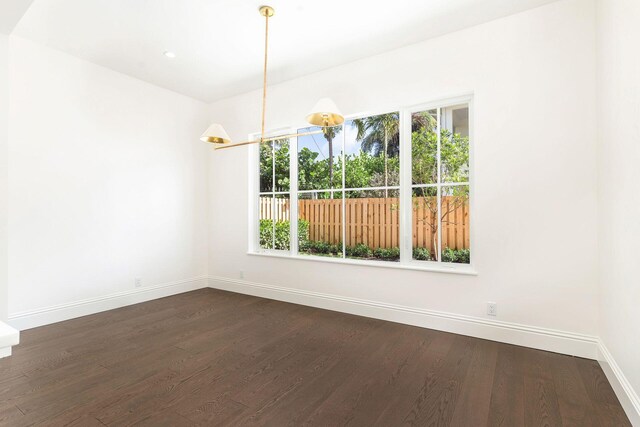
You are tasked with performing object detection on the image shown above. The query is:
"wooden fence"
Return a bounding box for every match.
[260,196,469,252]
[259,197,290,222]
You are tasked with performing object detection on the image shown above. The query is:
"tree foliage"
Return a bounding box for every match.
[260,139,290,192]
[260,117,468,196]
[259,111,470,262]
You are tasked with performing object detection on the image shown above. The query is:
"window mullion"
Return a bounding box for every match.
[436,107,442,262]
[290,132,299,255]
[399,109,411,264]
[271,141,276,249]
[251,143,260,253]
[341,124,346,258]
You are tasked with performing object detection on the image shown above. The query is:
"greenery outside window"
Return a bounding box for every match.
[258,137,291,251]
[253,95,473,272]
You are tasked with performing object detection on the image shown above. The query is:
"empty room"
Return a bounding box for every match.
[0,0,638,425]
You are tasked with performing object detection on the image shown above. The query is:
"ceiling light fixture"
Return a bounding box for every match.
[200,5,344,150]
[163,51,176,58]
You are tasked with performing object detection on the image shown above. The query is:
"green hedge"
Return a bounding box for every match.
[300,240,342,257]
[373,247,400,261]
[412,247,431,261]
[441,247,470,264]
[260,219,309,250]
[346,243,372,258]
[261,222,470,264]
[300,243,470,263]
[302,241,401,261]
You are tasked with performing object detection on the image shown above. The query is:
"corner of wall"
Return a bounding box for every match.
[595,0,640,424]
[0,32,9,324]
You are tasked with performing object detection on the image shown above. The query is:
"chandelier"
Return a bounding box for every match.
[200,6,344,150]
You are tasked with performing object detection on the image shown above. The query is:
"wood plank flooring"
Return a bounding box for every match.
[0,289,631,426]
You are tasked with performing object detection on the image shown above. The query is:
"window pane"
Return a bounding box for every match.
[441,185,470,264]
[258,194,274,249]
[259,194,291,251]
[345,189,399,197]
[298,126,343,190]
[344,189,400,262]
[273,138,290,192]
[411,109,438,185]
[298,191,343,257]
[412,186,438,261]
[345,112,400,189]
[259,141,273,193]
[274,194,291,250]
[441,105,469,183]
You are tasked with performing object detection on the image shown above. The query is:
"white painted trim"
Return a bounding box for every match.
[0,321,19,358]
[8,276,209,331]
[247,251,478,275]
[208,276,598,359]
[598,340,640,426]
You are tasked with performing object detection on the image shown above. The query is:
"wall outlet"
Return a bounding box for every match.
[239,270,244,279]
[487,302,497,316]
[134,278,142,288]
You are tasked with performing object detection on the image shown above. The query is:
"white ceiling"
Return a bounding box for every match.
[0,0,34,34]
[11,0,559,103]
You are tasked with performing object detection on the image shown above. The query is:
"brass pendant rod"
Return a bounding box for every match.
[260,10,269,143]
[213,129,324,150]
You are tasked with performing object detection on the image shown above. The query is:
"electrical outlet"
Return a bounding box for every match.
[239,270,244,279]
[487,302,497,316]
[134,278,142,288]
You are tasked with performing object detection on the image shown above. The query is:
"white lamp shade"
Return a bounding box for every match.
[200,123,232,145]
[306,97,345,127]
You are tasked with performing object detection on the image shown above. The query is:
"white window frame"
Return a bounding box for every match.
[249,127,295,255]
[249,94,476,275]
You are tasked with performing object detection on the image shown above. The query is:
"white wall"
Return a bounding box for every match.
[208,0,600,337]
[597,0,640,416]
[0,34,8,322]
[7,36,209,317]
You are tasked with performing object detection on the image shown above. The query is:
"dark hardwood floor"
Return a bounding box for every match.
[0,289,631,426]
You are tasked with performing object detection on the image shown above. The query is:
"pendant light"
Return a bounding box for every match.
[200,6,344,150]
[306,98,345,127]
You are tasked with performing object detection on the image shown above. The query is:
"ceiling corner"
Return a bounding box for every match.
[0,0,35,35]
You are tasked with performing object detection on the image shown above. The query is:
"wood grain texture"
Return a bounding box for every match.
[0,289,631,426]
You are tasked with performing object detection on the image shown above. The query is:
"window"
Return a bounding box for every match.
[253,96,472,272]
[297,124,344,258]
[258,137,291,251]
[409,104,470,264]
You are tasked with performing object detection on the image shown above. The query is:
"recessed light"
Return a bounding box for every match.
[163,51,176,59]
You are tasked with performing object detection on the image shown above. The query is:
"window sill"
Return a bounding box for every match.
[247,251,478,276]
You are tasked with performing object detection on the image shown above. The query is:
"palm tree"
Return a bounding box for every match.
[321,126,342,196]
[352,113,399,196]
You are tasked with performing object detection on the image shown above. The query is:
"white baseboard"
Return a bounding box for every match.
[8,276,209,331]
[0,320,19,358]
[0,321,19,358]
[0,347,11,358]
[208,276,599,359]
[598,340,640,426]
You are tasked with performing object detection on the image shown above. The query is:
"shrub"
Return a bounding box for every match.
[260,219,310,250]
[298,219,310,249]
[309,240,330,253]
[346,243,372,258]
[412,247,431,261]
[329,243,342,255]
[301,240,342,257]
[441,247,470,264]
[261,225,469,264]
[373,247,400,261]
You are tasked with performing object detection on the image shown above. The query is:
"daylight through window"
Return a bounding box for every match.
[255,97,472,270]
